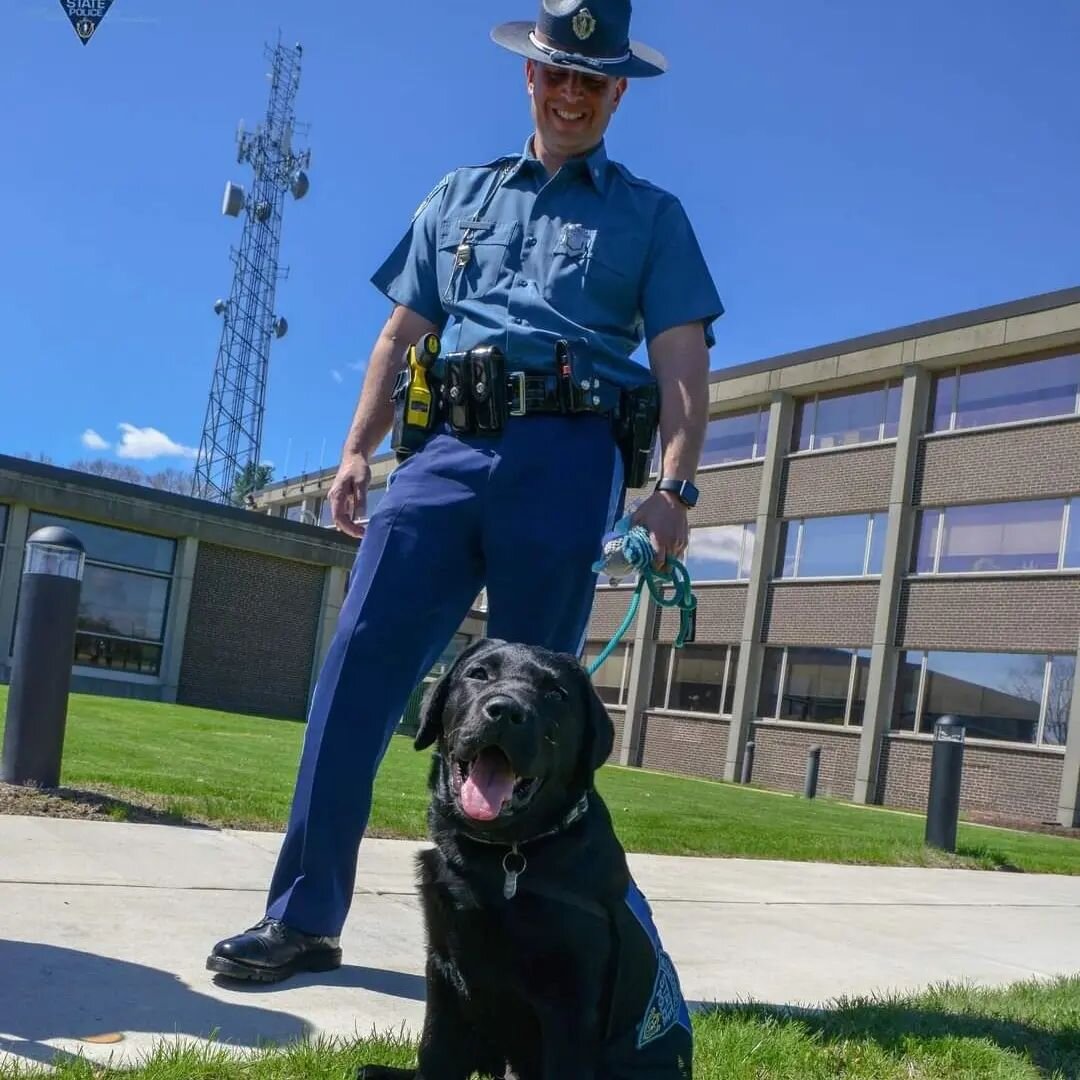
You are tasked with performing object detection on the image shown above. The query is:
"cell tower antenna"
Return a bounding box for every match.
[192,38,312,504]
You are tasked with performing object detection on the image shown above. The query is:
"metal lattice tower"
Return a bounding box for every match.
[192,39,312,504]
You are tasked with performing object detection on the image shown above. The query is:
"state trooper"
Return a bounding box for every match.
[208,0,723,989]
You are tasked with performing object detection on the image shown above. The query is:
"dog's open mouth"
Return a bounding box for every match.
[452,747,541,822]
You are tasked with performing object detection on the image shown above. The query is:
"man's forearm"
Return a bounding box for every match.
[342,306,441,459]
[649,323,711,482]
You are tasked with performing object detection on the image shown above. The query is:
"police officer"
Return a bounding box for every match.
[208,0,723,988]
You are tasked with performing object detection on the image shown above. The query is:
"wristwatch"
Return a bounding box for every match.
[655,477,699,509]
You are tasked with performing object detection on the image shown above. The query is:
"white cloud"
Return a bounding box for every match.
[115,424,198,461]
[346,359,366,372]
[81,428,110,451]
[330,369,344,384]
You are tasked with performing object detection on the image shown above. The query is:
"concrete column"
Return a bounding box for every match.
[159,537,200,704]
[308,565,348,710]
[1057,633,1080,827]
[0,505,30,682]
[723,393,795,782]
[618,592,659,766]
[853,363,931,804]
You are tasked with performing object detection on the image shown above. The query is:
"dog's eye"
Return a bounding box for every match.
[545,686,569,702]
[465,665,489,681]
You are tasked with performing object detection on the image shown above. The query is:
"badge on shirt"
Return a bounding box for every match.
[555,223,595,260]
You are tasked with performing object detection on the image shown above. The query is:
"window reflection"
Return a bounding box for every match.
[780,514,884,578]
[758,646,867,726]
[893,649,1073,747]
[650,643,739,716]
[684,524,755,582]
[914,500,1065,574]
[793,382,900,452]
[931,352,1080,433]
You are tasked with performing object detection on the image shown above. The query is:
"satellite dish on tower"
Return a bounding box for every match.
[222,181,246,217]
[290,169,310,200]
[274,316,289,339]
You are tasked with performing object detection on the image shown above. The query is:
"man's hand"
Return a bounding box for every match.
[328,452,373,539]
[630,490,689,570]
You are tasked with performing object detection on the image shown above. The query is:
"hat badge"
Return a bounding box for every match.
[572,7,597,40]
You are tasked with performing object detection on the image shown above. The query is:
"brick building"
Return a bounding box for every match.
[3,288,1077,828]
[257,285,1080,829]
[0,457,482,719]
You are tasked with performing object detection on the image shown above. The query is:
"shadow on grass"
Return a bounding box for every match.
[0,781,214,829]
[955,843,1025,873]
[694,997,1080,1077]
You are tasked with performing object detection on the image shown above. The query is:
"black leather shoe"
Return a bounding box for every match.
[206,917,342,983]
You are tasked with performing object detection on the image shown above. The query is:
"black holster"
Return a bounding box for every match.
[615,381,661,490]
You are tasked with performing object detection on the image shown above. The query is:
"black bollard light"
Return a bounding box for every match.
[740,740,755,785]
[925,715,966,852]
[1,526,85,787]
[803,744,822,799]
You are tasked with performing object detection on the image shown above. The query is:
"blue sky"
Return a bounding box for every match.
[3,0,1078,478]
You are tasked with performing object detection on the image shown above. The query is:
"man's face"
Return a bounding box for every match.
[527,59,627,159]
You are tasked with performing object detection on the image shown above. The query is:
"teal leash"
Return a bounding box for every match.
[587,520,697,677]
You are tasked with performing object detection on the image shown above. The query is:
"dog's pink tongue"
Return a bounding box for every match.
[461,748,516,822]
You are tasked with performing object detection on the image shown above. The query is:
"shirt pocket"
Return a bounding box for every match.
[542,224,643,335]
[437,218,515,304]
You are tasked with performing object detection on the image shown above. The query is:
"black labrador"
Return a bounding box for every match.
[359,638,693,1080]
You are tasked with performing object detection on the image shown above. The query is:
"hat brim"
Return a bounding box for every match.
[491,21,667,78]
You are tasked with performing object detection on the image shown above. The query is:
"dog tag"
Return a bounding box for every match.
[502,847,526,901]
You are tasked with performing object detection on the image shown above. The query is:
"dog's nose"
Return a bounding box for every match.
[484,695,525,726]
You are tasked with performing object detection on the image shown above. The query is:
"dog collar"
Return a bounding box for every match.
[461,792,590,849]
[460,792,591,901]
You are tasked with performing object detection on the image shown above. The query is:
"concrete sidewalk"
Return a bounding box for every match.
[2,814,1079,1070]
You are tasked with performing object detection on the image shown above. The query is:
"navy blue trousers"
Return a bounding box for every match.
[266,415,626,936]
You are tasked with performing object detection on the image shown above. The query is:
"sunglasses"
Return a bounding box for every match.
[537,64,613,95]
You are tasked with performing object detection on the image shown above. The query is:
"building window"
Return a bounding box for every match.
[792,382,901,453]
[24,512,176,677]
[701,407,771,467]
[581,642,633,706]
[893,650,1074,747]
[652,407,770,474]
[930,351,1080,433]
[758,645,871,726]
[913,499,1080,574]
[779,513,887,579]
[684,524,755,583]
[650,643,739,716]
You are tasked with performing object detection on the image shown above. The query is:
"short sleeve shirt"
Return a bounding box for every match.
[371,137,723,391]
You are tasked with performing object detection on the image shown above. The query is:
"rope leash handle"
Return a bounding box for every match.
[587,519,697,677]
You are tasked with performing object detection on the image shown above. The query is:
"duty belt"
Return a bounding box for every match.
[394,339,660,488]
[438,342,623,432]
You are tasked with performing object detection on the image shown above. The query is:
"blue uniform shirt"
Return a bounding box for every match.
[372,137,723,391]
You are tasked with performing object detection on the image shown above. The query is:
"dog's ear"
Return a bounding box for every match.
[414,638,498,751]
[574,662,616,780]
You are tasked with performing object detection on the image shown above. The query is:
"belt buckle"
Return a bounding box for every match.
[508,371,527,417]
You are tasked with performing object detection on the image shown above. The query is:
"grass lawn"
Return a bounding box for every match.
[1,976,1077,1078]
[1,688,1078,875]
